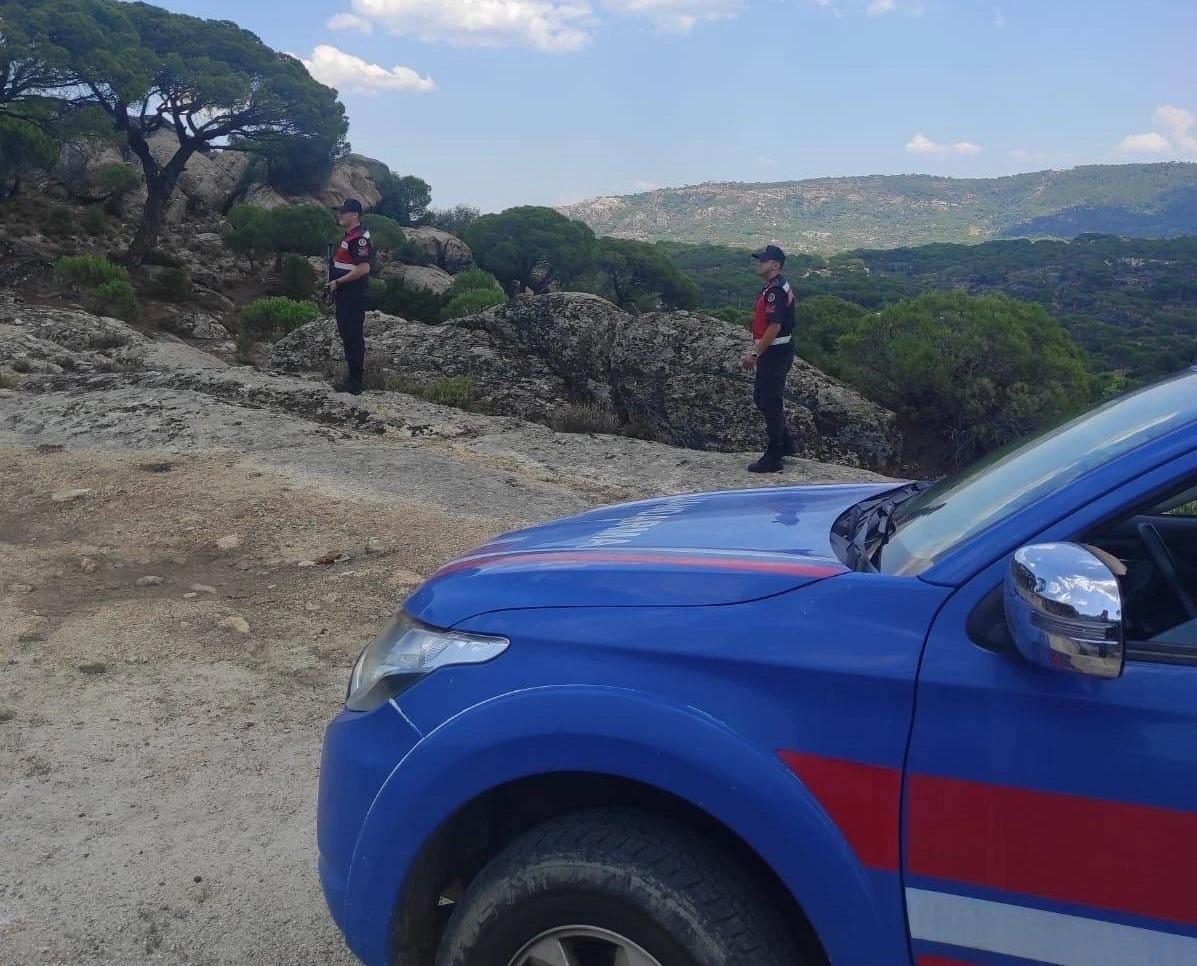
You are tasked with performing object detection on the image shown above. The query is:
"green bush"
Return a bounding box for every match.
[55,254,130,290]
[419,376,474,410]
[277,254,316,301]
[85,279,139,320]
[80,206,108,236]
[149,267,191,302]
[239,296,320,342]
[446,268,504,294]
[442,287,506,320]
[362,214,405,254]
[45,205,75,236]
[372,278,443,324]
[95,163,139,203]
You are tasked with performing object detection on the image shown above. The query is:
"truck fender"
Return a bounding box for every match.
[343,685,905,966]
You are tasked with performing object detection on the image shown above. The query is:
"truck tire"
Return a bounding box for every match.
[435,808,806,966]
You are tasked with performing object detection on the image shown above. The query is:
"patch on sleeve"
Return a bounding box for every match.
[357,238,369,251]
[766,291,777,303]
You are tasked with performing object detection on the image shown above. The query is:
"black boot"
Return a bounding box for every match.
[748,446,784,474]
[335,369,364,395]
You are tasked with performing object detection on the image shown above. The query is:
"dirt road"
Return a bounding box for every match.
[0,446,532,966]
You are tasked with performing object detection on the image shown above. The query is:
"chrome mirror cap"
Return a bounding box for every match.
[1004,542,1125,679]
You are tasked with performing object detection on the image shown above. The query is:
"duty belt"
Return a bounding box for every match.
[759,335,791,346]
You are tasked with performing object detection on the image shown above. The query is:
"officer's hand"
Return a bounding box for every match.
[741,354,757,371]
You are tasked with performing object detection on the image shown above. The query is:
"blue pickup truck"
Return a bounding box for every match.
[318,367,1197,966]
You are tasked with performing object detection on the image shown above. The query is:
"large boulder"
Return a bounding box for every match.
[0,236,53,288]
[269,293,900,470]
[377,263,455,295]
[0,301,226,375]
[402,226,475,274]
[319,157,384,211]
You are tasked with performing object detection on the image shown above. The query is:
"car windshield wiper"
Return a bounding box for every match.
[837,481,935,573]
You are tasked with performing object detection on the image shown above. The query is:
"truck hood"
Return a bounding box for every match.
[406,482,897,627]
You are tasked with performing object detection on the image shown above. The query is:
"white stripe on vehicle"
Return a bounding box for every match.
[906,889,1197,966]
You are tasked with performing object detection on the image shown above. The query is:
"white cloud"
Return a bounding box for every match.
[1119,132,1173,154]
[993,7,1005,26]
[601,0,744,32]
[758,156,779,166]
[867,0,895,14]
[1117,104,1197,159]
[350,0,596,51]
[905,133,982,156]
[327,12,374,33]
[300,45,436,94]
[1154,104,1196,152]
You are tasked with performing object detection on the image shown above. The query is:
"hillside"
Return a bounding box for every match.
[662,234,1197,381]
[561,164,1197,253]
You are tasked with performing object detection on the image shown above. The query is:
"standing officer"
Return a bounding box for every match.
[741,244,798,473]
[324,198,374,395]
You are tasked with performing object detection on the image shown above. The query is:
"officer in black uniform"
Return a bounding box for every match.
[324,198,374,395]
[741,244,798,473]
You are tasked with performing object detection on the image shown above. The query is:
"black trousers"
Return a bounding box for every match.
[335,290,367,380]
[753,345,794,450]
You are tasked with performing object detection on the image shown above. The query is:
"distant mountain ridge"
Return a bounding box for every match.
[560,163,1197,253]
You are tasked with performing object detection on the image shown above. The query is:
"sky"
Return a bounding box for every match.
[154,0,1195,212]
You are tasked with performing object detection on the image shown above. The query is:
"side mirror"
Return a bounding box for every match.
[1003,542,1125,679]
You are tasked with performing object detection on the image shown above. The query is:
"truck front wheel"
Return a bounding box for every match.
[435,808,805,966]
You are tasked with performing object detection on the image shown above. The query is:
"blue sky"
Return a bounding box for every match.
[159,0,1194,212]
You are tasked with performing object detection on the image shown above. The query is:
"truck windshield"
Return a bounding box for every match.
[880,368,1197,576]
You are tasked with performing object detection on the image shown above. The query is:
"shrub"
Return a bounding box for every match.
[239,296,320,342]
[372,278,443,324]
[80,206,108,236]
[361,214,405,254]
[277,254,316,301]
[45,204,74,235]
[85,279,139,320]
[418,375,474,410]
[447,268,504,294]
[55,254,130,290]
[396,235,433,266]
[95,163,139,204]
[149,267,191,302]
[442,287,506,320]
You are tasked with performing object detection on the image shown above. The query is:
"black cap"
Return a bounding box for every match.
[752,244,785,265]
[337,198,364,215]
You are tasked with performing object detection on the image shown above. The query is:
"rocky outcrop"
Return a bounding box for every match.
[0,299,891,500]
[0,301,227,376]
[378,263,455,295]
[402,226,475,274]
[269,293,900,470]
[166,311,230,340]
[318,157,384,211]
[0,237,53,288]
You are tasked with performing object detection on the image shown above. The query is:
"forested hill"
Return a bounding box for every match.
[562,164,1197,253]
[662,233,1197,382]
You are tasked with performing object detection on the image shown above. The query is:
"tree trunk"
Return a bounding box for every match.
[125,131,194,265]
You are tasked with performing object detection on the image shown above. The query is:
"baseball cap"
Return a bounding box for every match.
[752,244,786,265]
[337,198,364,215]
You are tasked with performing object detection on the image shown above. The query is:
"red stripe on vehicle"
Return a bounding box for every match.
[908,773,1197,928]
[778,751,901,872]
[433,550,845,580]
[917,958,976,966]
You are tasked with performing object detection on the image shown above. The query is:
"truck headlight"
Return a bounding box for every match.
[346,611,509,712]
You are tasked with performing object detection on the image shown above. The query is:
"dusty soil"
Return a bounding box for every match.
[0,446,527,966]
